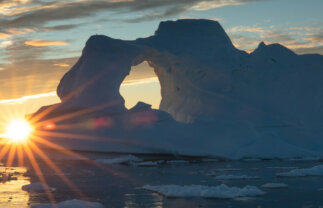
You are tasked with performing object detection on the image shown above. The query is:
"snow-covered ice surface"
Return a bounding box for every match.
[261,183,288,189]
[142,184,265,199]
[215,175,260,180]
[31,199,104,208]
[29,19,323,160]
[22,182,51,192]
[276,165,323,177]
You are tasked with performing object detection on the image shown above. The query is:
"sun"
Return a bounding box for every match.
[4,119,33,143]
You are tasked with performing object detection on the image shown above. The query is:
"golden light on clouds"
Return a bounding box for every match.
[25,40,68,47]
[0,32,11,40]
[0,92,57,105]
[0,28,34,40]
[0,40,12,48]
[191,0,246,10]
[54,63,70,68]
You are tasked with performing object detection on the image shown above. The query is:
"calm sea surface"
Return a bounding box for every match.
[1,151,322,208]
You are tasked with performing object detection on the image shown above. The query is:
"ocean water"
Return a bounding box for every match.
[1,152,322,208]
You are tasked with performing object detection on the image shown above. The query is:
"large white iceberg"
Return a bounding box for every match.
[30,19,323,160]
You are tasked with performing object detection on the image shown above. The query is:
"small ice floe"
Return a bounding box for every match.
[216,168,241,172]
[166,160,189,165]
[289,157,321,161]
[134,161,161,167]
[31,199,104,208]
[0,172,18,182]
[134,160,189,167]
[22,182,51,192]
[95,155,142,165]
[215,175,260,180]
[204,168,241,176]
[242,158,261,161]
[200,158,221,162]
[143,184,265,199]
[266,166,298,170]
[261,183,288,189]
[276,165,323,177]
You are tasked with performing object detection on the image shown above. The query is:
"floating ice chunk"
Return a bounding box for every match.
[31,199,104,208]
[22,182,51,192]
[135,160,189,166]
[215,168,241,172]
[261,183,288,189]
[266,167,298,170]
[200,158,221,162]
[276,165,323,177]
[289,157,321,161]
[135,161,161,167]
[242,158,261,161]
[95,155,142,165]
[166,160,189,164]
[204,168,241,176]
[142,184,265,199]
[215,175,260,180]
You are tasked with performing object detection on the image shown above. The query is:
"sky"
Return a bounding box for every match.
[0,0,322,117]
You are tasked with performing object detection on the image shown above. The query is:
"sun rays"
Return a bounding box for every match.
[0,99,135,205]
[0,59,150,205]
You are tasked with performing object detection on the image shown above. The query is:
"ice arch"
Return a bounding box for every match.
[51,19,323,125]
[120,61,161,109]
[55,19,242,123]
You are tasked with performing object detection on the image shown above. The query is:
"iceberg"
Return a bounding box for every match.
[30,19,323,160]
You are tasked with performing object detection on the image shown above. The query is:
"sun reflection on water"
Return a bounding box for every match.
[124,192,163,208]
[0,166,30,208]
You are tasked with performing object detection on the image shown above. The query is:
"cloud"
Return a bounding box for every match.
[0,57,77,99]
[302,33,323,45]
[191,0,261,10]
[0,0,266,29]
[294,46,323,55]
[228,25,267,34]
[3,38,50,62]
[228,24,323,54]
[0,40,12,48]
[53,63,70,67]
[24,40,68,47]
[230,34,259,52]
[0,32,11,40]
[0,28,34,40]
[0,91,57,105]
[122,77,159,86]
